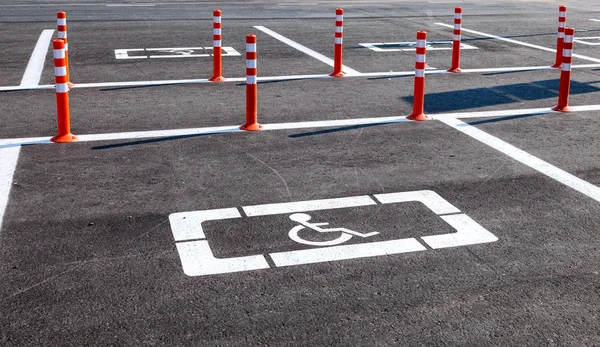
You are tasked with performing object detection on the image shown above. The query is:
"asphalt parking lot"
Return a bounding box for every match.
[1,0,599,346]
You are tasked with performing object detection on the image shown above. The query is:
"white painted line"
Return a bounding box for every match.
[253,25,361,76]
[435,23,600,64]
[175,240,270,276]
[374,190,461,215]
[438,117,600,203]
[589,19,600,23]
[169,208,240,242]
[243,196,377,217]
[573,37,600,46]
[3,104,600,148]
[270,238,427,267]
[0,147,20,232]
[421,214,498,249]
[20,29,54,88]
[3,63,600,92]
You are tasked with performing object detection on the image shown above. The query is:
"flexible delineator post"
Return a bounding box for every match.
[552,6,567,68]
[448,7,463,73]
[330,8,344,77]
[57,11,71,84]
[407,31,429,121]
[552,27,574,112]
[209,9,225,82]
[241,34,262,131]
[51,39,76,143]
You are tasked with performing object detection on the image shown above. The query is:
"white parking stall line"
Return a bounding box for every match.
[3,63,600,92]
[438,117,600,203]
[20,29,54,88]
[435,23,600,64]
[589,19,600,23]
[253,25,361,76]
[3,104,600,148]
[573,37,600,46]
[360,41,478,52]
[0,147,20,233]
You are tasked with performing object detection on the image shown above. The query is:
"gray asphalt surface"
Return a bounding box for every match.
[0,0,599,346]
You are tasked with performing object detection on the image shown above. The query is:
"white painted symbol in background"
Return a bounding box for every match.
[169,190,499,277]
[288,213,379,246]
[114,47,241,60]
[359,41,478,52]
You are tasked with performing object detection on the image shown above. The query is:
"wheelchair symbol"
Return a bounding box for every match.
[288,213,379,247]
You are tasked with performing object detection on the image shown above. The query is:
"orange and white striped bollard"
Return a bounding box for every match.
[57,11,71,84]
[241,34,262,131]
[330,8,344,77]
[552,27,574,112]
[448,7,462,73]
[552,6,567,68]
[407,31,429,121]
[209,9,225,82]
[51,39,76,143]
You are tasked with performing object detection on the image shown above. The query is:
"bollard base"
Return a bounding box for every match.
[407,113,430,121]
[551,64,562,69]
[329,71,345,78]
[552,105,574,112]
[447,67,462,73]
[209,76,226,82]
[240,123,263,131]
[51,133,77,143]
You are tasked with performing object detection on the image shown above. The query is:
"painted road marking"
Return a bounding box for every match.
[169,190,498,276]
[573,37,600,46]
[589,19,600,23]
[20,29,54,88]
[114,47,240,59]
[438,117,600,203]
[4,104,600,149]
[359,41,477,52]
[0,147,20,233]
[253,25,361,76]
[288,213,379,247]
[4,62,600,92]
[435,23,600,64]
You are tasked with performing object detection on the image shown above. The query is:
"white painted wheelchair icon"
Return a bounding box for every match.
[288,213,379,246]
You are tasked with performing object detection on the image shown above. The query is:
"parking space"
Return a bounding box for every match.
[1,0,599,346]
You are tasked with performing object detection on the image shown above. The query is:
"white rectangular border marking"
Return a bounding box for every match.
[243,196,376,217]
[20,29,54,87]
[253,25,361,75]
[359,41,477,52]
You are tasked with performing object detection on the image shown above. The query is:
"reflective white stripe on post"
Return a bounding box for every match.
[565,35,574,44]
[454,24,461,30]
[335,26,343,33]
[246,43,256,52]
[335,37,343,44]
[563,49,572,57]
[416,40,426,48]
[246,59,256,68]
[416,54,426,62]
[453,34,461,41]
[54,66,67,76]
[57,18,66,25]
[53,49,65,59]
[214,16,221,23]
[559,11,566,17]
[213,28,221,35]
[246,75,257,84]
[336,15,343,21]
[455,13,462,19]
[561,63,571,71]
[213,40,221,47]
[57,31,66,38]
[558,32,565,38]
[415,70,425,77]
[56,83,69,93]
